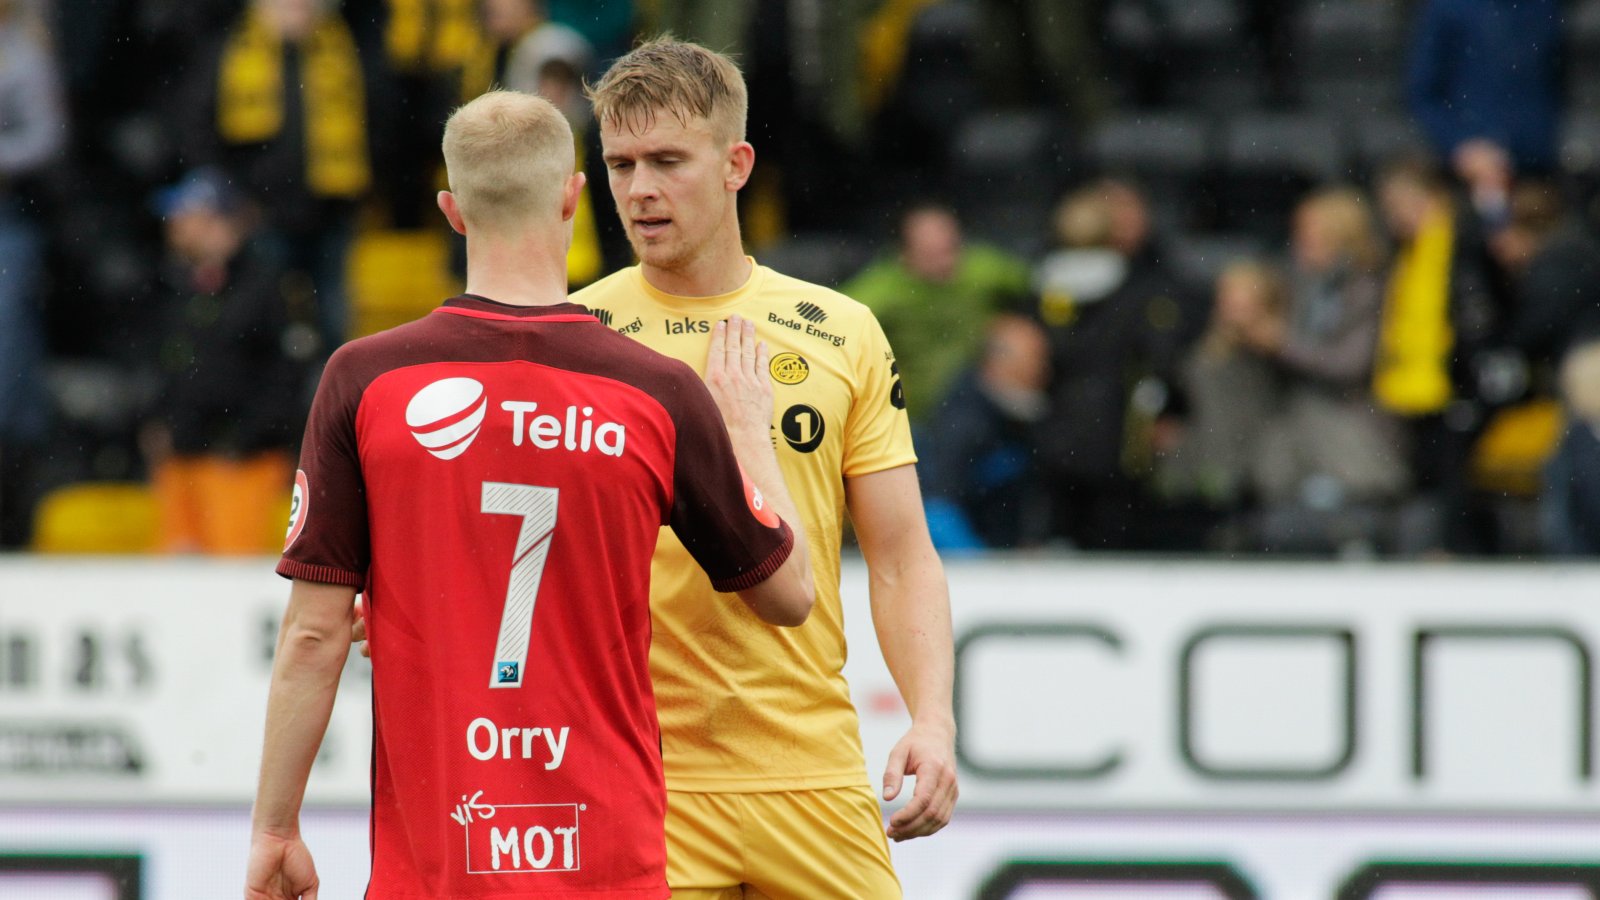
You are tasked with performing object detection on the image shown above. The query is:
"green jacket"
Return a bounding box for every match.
[842,245,1032,421]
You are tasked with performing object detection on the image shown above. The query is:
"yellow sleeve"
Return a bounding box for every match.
[842,308,919,477]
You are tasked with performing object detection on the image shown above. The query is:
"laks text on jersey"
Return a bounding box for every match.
[664,316,711,335]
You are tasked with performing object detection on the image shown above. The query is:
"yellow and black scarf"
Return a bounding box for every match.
[1374,208,1455,415]
[218,8,371,198]
[386,0,479,73]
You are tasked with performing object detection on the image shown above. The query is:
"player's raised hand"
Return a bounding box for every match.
[883,721,959,841]
[245,830,320,899]
[703,314,773,445]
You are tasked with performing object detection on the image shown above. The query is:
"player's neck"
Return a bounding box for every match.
[639,220,752,298]
[462,232,570,307]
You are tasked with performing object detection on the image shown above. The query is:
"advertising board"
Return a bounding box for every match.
[4,557,1600,897]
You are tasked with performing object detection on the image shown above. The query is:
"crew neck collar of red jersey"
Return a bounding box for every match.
[435,294,599,322]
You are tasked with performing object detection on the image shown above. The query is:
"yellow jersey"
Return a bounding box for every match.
[572,261,917,791]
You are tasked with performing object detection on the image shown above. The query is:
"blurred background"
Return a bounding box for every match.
[6,0,1600,897]
[2,0,1600,560]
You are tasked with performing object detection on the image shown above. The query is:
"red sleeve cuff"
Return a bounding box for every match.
[276,558,366,590]
[710,521,795,593]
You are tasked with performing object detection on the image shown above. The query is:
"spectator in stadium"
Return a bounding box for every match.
[142,169,306,554]
[0,0,65,547]
[1097,177,1208,384]
[1493,182,1600,369]
[1405,0,1564,221]
[465,0,610,285]
[357,0,478,228]
[1373,155,1502,553]
[922,314,1052,550]
[1032,184,1191,549]
[1544,339,1600,556]
[1248,187,1409,511]
[974,0,1105,123]
[843,202,1031,423]
[470,0,592,97]
[1159,260,1289,511]
[189,0,372,352]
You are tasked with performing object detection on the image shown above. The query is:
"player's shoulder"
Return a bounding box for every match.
[754,264,881,333]
[574,315,711,404]
[320,315,441,387]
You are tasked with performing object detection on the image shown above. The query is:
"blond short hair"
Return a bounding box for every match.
[442,90,575,230]
[1297,186,1385,274]
[586,36,747,144]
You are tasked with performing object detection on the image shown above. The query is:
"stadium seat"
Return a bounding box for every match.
[893,0,981,151]
[1086,112,1211,179]
[1350,114,1432,175]
[1216,112,1347,238]
[1168,230,1269,287]
[1570,0,1600,57]
[1301,76,1401,119]
[1221,112,1345,181]
[760,234,875,289]
[31,482,158,554]
[1560,113,1600,175]
[1086,112,1214,233]
[347,229,462,338]
[951,111,1058,177]
[1170,71,1267,116]
[1297,0,1402,81]
[1561,113,1600,231]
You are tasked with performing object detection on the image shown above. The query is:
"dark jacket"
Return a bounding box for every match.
[1505,228,1600,367]
[1036,246,1195,480]
[1544,422,1600,556]
[924,369,1049,548]
[155,240,305,455]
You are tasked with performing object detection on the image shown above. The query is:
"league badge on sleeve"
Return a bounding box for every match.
[284,469,309,551]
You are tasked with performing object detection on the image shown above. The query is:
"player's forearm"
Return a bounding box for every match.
[728,430,815,614]
[868,544,955,732]
[252,589,354,834]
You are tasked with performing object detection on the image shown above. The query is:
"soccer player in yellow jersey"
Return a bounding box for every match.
[573,38,958,899]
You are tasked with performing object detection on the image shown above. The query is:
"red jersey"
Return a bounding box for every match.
[277,296,793,899]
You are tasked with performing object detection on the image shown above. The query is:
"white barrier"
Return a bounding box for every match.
[4,557,1600,898]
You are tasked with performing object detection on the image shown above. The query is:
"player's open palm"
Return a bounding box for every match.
[703,315,772,445]
[245,831,320,899]
[883,723,959,842]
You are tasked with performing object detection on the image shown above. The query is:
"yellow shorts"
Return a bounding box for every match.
[665,786,902,900]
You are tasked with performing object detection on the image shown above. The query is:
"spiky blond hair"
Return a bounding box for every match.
[587,36,747,144]
[442,90,574,229]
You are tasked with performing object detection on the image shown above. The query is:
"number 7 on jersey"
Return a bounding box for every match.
[481,482,560,688]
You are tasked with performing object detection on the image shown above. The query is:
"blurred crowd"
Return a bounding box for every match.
[1,0,1597,560]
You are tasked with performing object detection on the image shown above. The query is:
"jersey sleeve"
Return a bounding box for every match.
[842,308,919,477]
[665,373,795,593]
[276,347,371,589]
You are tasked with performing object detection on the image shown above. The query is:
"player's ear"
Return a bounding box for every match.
[560,172,585,223]
[438,191,468,236]
[726,141,754,193]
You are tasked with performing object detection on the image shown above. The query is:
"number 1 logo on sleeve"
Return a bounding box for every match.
[481,482,560,689]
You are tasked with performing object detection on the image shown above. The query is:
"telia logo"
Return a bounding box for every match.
[407,377,488,460]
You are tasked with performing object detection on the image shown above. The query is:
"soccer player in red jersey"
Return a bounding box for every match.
[245,90,814,900]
